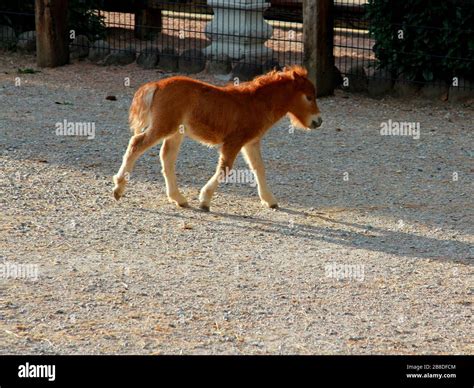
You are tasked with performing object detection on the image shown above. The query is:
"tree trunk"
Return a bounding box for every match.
[303,0,334,96]
[135,7,162,40]
[35,0,69,67]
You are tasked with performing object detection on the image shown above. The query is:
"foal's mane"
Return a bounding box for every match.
[229,65,308,92]
[254,65,308,85]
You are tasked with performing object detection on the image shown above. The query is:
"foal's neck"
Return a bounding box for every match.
[254,80,295,126]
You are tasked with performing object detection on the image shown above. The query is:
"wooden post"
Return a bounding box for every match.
[35,0,69,67]
[135,0,162,40]
[303,0,334,96]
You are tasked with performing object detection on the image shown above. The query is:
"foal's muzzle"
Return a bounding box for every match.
[310,116,323,129]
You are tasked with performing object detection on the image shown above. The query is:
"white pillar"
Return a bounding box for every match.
[204,0,273,60]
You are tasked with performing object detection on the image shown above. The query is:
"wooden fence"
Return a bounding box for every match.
[34,0,334,96]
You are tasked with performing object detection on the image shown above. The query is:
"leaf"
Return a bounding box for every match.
[17,68,40,74]
[422,69,434,81]
[366,0,474,81]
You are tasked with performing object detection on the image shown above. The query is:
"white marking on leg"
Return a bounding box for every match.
[243,142,277,207]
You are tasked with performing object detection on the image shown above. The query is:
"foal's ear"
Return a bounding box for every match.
[291,70,305,84]
[290,66,308,78]
[291,70,300,79]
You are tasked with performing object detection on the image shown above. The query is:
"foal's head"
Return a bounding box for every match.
[284,66,323,130]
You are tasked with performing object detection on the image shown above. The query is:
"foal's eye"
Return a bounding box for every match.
[306,95,313,101]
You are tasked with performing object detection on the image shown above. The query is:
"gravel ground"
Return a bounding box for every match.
[0,52,473,355]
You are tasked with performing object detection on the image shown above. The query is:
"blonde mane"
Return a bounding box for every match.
[232,65,309,91]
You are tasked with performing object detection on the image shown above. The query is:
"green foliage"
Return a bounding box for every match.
[0,0,34,14]
[68,0,106,41]
[17,68,41,74]
[367,0,474,82]
[0,0,105,40]
[0,0,35,33]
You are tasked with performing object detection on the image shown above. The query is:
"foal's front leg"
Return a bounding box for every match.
[199,143,240,211]
[242,141,278,208]
[160,132,188,207]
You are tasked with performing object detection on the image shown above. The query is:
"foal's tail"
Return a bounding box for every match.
[129,83,158,135]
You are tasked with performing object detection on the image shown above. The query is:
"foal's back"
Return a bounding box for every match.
[148,76,264,145]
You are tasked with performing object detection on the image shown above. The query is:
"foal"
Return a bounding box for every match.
[113,65,322,211]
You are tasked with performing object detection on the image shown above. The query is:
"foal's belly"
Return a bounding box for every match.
[182,120,223,146]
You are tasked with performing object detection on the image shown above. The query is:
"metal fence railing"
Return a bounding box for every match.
[1,0,473,92]
[334,0,474,92]
[334,1,375,82]
[0,1,302,73]
[0,1,35,50]
[91,2,303,68]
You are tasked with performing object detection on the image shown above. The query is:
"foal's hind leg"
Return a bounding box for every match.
[160,132,188,207]
[242,141,278,208]
[113,130,163,200]
[199,142,240,211]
